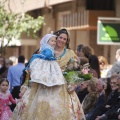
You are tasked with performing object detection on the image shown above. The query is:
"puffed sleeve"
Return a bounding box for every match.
[41,48,54,58]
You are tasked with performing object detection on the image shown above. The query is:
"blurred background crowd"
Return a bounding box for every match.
[0,43,120,120]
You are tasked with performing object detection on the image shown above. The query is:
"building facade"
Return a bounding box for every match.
[5,0,120,63]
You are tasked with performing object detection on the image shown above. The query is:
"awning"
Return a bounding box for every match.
[5,0,73,13]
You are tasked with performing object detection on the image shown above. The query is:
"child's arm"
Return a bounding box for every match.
[9,94,16,104]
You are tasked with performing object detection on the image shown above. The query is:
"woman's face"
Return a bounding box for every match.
[56,33,68,48]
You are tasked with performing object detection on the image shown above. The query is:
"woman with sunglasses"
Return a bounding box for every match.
[98,56,112,78]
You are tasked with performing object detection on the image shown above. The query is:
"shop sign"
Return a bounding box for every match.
[97,19,120,45]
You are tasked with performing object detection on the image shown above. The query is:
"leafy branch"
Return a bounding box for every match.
[0,0,44,55]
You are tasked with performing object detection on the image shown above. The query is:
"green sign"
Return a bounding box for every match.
[97,20,120,45]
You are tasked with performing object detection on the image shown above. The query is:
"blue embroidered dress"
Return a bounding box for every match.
[26,44,65,87]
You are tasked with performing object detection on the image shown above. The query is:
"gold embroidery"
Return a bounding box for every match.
[11,49,85,120]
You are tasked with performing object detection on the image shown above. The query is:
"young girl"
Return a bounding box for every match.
[0,78,16,120]
[25,33,65,86]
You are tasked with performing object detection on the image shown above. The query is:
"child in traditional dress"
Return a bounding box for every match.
[25,33,65,87]
[0,78,16,120]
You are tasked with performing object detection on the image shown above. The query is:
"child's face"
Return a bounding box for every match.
[81,66,90,74]
[47,36,56,48]
[0,81,9,92]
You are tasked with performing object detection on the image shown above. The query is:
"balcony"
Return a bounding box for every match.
[62,10,115,30]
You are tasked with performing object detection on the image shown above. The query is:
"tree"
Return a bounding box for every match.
[0,0,44,55]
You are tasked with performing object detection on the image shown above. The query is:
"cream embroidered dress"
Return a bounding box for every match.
[11,49,85,120]
[29,58,65,86]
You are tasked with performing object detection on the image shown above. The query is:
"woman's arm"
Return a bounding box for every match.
[19,72,30,98]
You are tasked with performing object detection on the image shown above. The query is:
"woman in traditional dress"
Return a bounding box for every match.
[11,29,85,120]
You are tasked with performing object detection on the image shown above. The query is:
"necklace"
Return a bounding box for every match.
[55,48,66,59]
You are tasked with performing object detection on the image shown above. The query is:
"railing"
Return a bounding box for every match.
[62,10,115,30]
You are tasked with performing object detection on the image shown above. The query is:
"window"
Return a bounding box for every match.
[86,0,115,10]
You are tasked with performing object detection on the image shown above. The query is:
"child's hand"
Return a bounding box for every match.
[19,92,24,98]
[54,51,59,56]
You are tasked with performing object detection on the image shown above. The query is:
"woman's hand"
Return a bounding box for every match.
[67,84,77,94]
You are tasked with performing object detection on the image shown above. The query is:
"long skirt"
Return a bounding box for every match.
[11,83,85,120]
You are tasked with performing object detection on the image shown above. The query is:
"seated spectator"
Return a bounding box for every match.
[76,63,98,100]
[77,81,89,103]
[82,63,98,78]
[82,78,98,114]
[86,78,106,120]
[87,74,119,120]
[95,75,120,120]
[98,56,112,78]
[96,102,120,120]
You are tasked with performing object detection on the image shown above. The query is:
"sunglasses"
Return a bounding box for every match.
[110,82,117,85]
[99,62,103,65]
[81,82,85,85]
[116,84,120,87]
[81,83,84,85]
